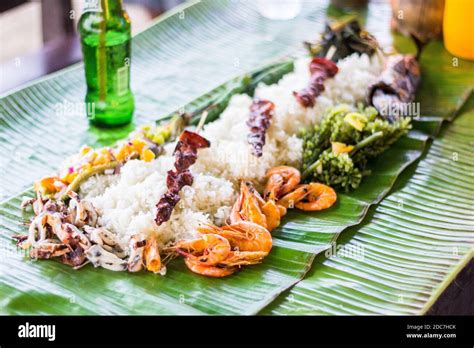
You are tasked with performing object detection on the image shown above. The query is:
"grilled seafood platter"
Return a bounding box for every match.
[16,20,420,277]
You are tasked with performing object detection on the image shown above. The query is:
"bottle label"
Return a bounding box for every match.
[116,65,129,96]
[84,0,100,11]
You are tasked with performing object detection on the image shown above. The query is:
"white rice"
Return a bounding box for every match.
[80,53,383,252]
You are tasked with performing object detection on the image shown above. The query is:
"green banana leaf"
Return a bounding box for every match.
[272,130,428,253]
[263,105,474,315]
[0,0,473,315]
[0,71,429,315]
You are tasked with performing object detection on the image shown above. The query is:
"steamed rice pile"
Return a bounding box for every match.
[80,54,382,251]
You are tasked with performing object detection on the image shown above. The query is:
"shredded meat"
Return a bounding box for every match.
[247,99,275,157]
[155,131,210,225]
[293,57,339,107]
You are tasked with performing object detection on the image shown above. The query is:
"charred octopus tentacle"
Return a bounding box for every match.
[247,99,275,157]
[293,57,339,108]
[155,130,210,225]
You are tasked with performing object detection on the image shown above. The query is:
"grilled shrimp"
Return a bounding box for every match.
[229,180,284,231]
[278,183,337,211]
[198,221,272,254]
[229,181,267,228]
[144,234,163,274]
[263,166,301,201]
[174,234,231,266]
[218,251,268,267]
[184,258,236,278]
[260,200,282,232]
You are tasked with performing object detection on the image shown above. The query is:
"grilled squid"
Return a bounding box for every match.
[293,57,339,107]
[367,54,420,122]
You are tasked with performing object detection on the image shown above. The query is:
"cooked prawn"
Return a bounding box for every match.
[218,251,268,267]
[198,221,272,254]
[184,258,236,277]
[277,185,310,209]
[260,200,281,231]
[174,233,231,266]
[295,183,337,211]
[229,181,267,228]
[143,234,163,274]
[278,183,337,211]
[264,166,301,201]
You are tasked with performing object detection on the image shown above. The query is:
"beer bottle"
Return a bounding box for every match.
[78,0,134,127]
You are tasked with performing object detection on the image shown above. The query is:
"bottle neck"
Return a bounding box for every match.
[101,0,124,17]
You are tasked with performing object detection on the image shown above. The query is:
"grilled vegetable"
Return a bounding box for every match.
[305,17,379,62]
[301,104,411,191]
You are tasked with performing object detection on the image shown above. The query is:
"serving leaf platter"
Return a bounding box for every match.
[0,0,472,315]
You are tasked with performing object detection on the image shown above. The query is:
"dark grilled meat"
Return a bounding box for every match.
[247,99,275,157]
[155,131,210,225]
[293,57,339,108]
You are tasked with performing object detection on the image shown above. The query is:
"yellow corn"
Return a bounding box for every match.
[115,144,132,162]
[93,148,113,166]
[131,139,146,152]
[141,148,155,162]
[152,133,165,145]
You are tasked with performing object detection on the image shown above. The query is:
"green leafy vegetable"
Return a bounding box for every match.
[301,104,412,191]
[305,17,380,61]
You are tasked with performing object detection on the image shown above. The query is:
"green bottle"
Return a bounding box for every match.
[78,0,134,127]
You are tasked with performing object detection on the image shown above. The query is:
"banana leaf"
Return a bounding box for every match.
[262,103,474,315]
[0,77,429,315]
[0,0,472,315]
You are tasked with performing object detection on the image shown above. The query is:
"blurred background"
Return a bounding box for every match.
[1,0,468,94]
[0,0,184,93]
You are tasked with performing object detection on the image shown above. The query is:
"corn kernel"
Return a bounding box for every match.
[115,144,132,162]
[93,148,113,166]
[162,127,171,139]
[131,139,146,152]
[152,133,165,145]
[141,148,155,162]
